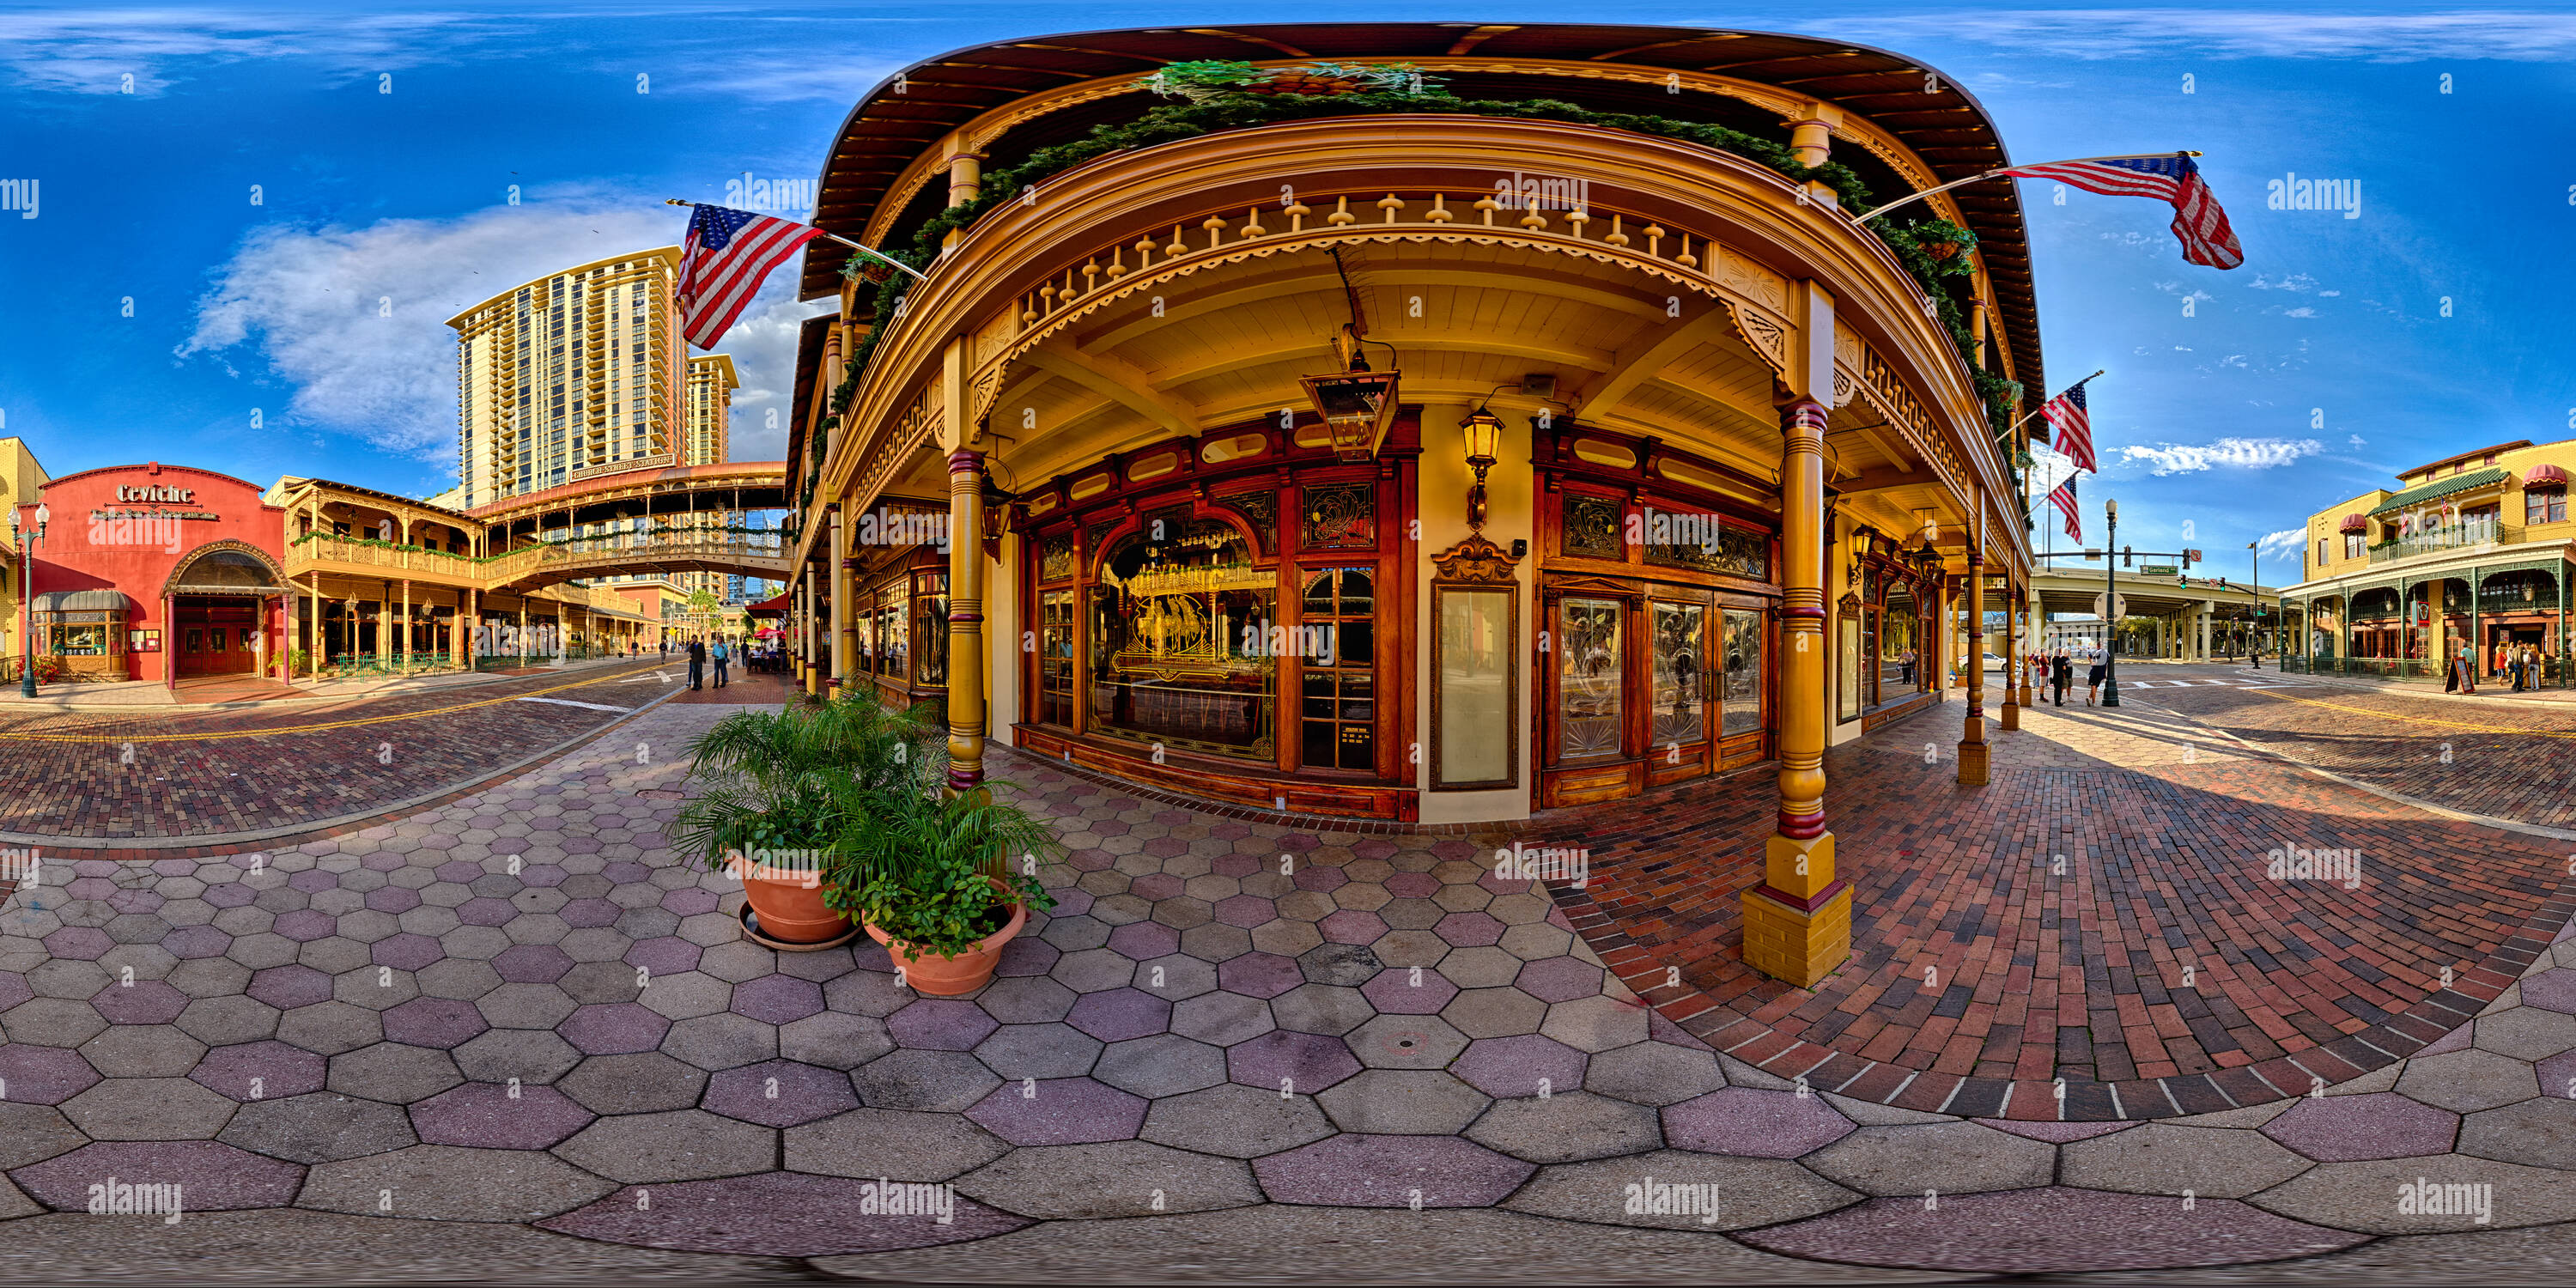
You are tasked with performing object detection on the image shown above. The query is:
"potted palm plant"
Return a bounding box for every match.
[671,697,934,948]
[826,771,1061,996]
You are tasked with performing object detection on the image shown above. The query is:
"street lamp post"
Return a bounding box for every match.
[2103,498,2121,708]
[11,502,50,698]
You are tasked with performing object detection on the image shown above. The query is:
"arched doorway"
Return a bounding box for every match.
[162,543,289,682]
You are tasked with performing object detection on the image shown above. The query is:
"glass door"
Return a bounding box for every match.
[1718,605,1766,764]
[1558,598,1625,761]
[1649,599,1708,777]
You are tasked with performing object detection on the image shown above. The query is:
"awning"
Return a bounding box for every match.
[2369,466,2507,516]
[744,592,792,617]
[33,589,131,613]
[2526,464,2567,489]
[2337,513,2367,534]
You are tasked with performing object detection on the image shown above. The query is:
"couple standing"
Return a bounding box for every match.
[685,636,732,690]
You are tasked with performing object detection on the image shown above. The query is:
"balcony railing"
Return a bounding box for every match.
[288,535,483,580]
[2366,521,2522,565]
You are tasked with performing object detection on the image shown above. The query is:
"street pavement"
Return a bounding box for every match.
[0,663,2565,1281]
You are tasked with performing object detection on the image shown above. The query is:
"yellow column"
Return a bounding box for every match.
[1741,391,1850,987]
[829,507,851,696]
[517,600,528,668]
[1959,505,1990,785]
[1999,571,2020,732]
[804,565,823,698]
[947,446,987,798]
[399,579,411,671]
[305,577,320,677]
[1785,101,1842,169]
[2019,586,2037,708]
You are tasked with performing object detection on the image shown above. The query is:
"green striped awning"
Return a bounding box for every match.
[2369,467,2508,516]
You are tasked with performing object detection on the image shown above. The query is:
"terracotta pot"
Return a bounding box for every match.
[865,882,1027,996]
[1923,240,1963,261]
[731,854,850,945]
[1242,75,1364,96]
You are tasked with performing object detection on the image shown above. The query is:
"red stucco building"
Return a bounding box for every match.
[21,462,289,689]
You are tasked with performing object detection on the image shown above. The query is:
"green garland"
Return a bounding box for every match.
[828,83,2016,438]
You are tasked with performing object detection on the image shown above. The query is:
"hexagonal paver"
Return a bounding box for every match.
[1346,1014,1469,1070]
[1504,1148,1862,1230]
[188,1039,328,1103]
[88,979,189,1025]
[787,1107,1013,1182]
[326,1042,464,1104]
[1539,994,1650,1052]
[218,1091,420,1163]
[1093,1033,1227,1097]
[1065,987,1171,1042]
[1170,990,1274,1046]
[1583,1041,1727,1107]
[452,1028,584,1086]
[2473,1006,2576,1060]
[1451,1033,1589,1099]
[2061,1121,2317,1196]
[1744,1186,2364,1270]
[730,974,825,1025]
[1802,1121,2056,1196]
[973,975,1078,1025]
[0,1102,88,1170]
[299,1143,617,1221]
[1253,1133,1534,1206]
[558,1052,708,1115]
[1227,1030,1360,1096]
[61,1076,239,1139]
[660,1012,779,1071]
[972,1023,1103,1081]
[1317,1069,1491,1134]
[1663,1087,1856,1158]
[553,1002,669,1056]
[780,1012,896,1071]
[1139,1082,1337,1159]
[1216,952,1302,999]
[2395,1048,2541,1113]
[1360,966,1458,1015]
[14,1140,303,1212]
[409,1081,595,1149]
[554,1109,776,1183]
[3,998,110,1048]
[887,999,1001,1051]
[964,1077,1148,1145]
[704,1059,861,1128]
[1468,1090,1663,1163]
[852,1049,1002,1113]
[955,1139,1261,1219]
[380,996,490,1049]
[2261,1091,2460,1161]
[2457,1096,2576,1169]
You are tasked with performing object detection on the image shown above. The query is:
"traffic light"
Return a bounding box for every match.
[2122,545,2134,568]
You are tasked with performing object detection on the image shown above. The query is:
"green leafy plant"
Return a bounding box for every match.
[669,696,939,876]
[823,780,1061,961]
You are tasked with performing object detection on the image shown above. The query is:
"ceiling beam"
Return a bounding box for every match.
[1017,346,1200,438]
[1570,305,1741,423]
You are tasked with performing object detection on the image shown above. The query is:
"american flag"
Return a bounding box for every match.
[2049,472,2081,543]
[1996,155,2243,270]
[677,205,823,349]
[2043,379,2099,472]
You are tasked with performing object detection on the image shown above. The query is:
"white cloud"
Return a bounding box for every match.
[687,59,906,104]
[2282,307,2318,318]
[176,186,826,474]
[2120,436,2324,477]
[0,9,495,95]
[2248,273,2324,293]
[1802,9,2576,62]
[2257,528,2306,557]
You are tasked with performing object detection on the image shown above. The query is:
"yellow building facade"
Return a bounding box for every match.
[2281,436,2576,678]
[778,23,2049,985]
[0,435,54,677]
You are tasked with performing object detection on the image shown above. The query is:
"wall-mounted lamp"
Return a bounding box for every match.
[1460,408,1504,532]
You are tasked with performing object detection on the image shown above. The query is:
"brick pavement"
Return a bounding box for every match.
[0,662,673,841]
[1540,666,2576,1121]
[0,671,2568,1279]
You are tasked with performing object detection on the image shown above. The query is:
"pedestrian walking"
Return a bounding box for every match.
[2086,649,2108,706]
[686,635,706,690]
[713,637,731,689]
[2051,650,2073,707]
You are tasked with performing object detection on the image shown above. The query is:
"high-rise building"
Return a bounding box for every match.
[683,355,738,467]
[446,248,686,509]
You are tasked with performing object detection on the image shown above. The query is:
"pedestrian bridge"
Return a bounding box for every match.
[278,460,792,595]
[2029,561,2281,659]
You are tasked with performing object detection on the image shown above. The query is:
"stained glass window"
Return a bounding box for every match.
[1559,598,1624,759]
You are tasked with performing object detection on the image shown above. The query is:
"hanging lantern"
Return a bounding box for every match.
[1300,365,1400,462]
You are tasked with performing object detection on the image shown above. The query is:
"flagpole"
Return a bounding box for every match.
[1855,153,2201,223]
[665,199,928,283]
[2009,368,2106,435]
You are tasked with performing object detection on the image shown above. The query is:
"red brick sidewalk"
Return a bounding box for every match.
[1533,685,2574,1121]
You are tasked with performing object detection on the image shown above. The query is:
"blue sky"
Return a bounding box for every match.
[3,3,2573,582]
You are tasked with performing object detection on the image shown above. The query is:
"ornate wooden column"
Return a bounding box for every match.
[1741,392,1850,986]
[1999,572,2020,731]
[829,505,851,696]
[1959,507,1990,785]
[2018,584,2037,707]
[947,447,987,798]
